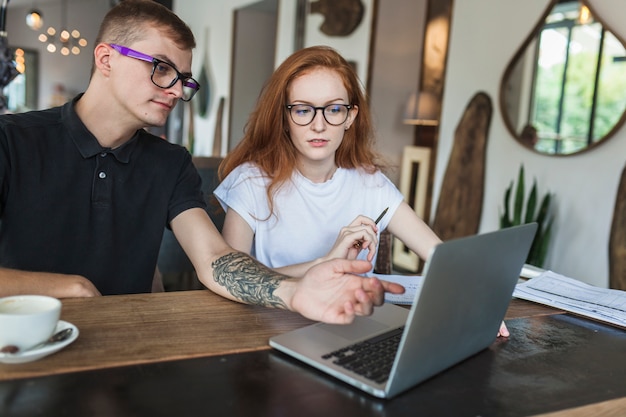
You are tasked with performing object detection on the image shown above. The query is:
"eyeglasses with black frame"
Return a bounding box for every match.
[109,44,200,102]
[286,104,352,126]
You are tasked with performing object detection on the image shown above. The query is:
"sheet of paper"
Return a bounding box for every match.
[370,274,424,305]
[513,270,626,328]
[520,263,545,279]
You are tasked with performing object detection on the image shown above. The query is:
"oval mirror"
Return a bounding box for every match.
[500,0,626,156]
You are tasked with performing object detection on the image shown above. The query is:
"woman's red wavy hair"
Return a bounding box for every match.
[218,45,385,216]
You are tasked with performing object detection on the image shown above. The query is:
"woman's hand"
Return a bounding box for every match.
[497,321,510,337]
[320,215,379,263]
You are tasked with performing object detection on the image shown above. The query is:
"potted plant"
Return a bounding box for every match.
[500,165,553,267]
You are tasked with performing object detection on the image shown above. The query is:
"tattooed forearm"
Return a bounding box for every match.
[212,252,288,309]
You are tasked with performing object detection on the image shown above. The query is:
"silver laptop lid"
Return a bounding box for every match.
[386,223,537,397]
[270,224,538,399]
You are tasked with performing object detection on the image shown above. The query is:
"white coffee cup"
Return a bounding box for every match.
[0,295,62,352]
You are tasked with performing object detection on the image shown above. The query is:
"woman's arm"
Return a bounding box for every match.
[386,202,442,261]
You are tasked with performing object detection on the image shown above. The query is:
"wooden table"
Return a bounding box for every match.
[1,290,625,417]
[0,290,558,381]
[0,290,316,381]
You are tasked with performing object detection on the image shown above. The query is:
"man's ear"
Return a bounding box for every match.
[93,43,113,76]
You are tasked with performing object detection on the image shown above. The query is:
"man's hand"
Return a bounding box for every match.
[285,259,405,324]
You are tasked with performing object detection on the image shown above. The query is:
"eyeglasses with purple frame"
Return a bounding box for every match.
[109,44,200,102]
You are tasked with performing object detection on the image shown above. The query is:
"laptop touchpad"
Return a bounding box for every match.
[317,316,389,341]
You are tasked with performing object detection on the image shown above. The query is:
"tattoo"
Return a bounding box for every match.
[212,252,288,309]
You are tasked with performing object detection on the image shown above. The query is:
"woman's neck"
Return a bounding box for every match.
[296,161,338,183]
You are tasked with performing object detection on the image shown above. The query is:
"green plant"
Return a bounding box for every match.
[500,165,553,267]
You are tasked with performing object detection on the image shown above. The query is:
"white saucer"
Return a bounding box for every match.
[0,320,79,364]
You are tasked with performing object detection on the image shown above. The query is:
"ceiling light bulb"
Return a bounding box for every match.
[26,9,43,30]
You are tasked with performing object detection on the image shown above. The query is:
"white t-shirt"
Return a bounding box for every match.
[214,162,404,269]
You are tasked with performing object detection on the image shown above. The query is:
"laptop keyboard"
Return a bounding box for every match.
[321,327,404,384]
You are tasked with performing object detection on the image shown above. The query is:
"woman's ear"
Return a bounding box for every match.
[346,104,359,129]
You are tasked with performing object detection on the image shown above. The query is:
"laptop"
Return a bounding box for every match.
[269,223,537,399]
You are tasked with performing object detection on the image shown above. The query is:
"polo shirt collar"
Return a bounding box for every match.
[63,94,138,163]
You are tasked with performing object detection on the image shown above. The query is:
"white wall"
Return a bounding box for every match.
[174,0,267,156]
[434,0,626,287]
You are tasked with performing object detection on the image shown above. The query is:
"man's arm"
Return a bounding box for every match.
[210,251,287,308]
[0,268,101,298]
[171,208,404,324]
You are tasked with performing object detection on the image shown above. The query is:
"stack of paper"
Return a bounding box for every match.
[513,271,626,328]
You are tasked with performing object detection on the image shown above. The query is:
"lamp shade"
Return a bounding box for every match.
[403,91,440,125]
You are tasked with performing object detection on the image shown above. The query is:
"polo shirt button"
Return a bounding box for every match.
[100,152,107,157]
[99,172,106,179]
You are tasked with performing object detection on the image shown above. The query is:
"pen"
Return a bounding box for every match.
[353,207,389,249]
[373,207,389,225]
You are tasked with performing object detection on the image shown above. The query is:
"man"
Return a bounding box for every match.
[0,0,402,324]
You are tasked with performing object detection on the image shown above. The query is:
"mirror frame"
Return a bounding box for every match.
[499,0,626,156]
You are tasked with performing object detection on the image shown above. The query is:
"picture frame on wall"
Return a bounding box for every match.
[393,146,431,273]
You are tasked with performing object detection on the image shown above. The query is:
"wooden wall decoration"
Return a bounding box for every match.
[309,0,365,36]
[297,0,376,86]
[197,28,213,118]
[609,164,626,290]
[431,92,492,241]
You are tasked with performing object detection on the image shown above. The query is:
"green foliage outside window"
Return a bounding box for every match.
[532,22,626,155]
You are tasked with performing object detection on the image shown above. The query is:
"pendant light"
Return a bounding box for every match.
[37,0,87,56]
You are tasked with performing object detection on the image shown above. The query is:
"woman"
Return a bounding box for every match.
[215,45,441,278]
[215,46,511,337]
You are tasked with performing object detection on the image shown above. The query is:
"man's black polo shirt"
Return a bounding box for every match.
[0,96,206,294]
